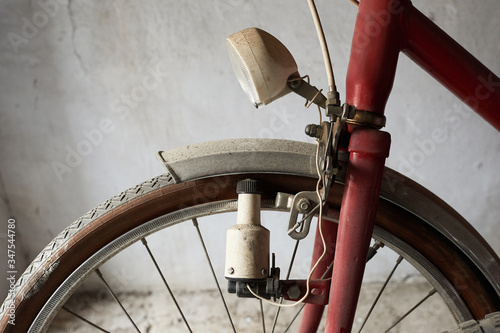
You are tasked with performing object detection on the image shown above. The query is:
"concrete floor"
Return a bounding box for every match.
[50,280,456,332]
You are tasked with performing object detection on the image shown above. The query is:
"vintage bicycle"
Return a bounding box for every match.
[1,0,499,332]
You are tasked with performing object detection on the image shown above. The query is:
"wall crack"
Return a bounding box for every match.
[67,0,87,75]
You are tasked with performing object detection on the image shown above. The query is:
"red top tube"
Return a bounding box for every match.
[345,0,500,131]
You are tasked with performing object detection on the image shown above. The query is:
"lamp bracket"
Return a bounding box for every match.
[287,79,327,109]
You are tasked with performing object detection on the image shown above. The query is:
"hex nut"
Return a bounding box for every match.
[297,198,310,212]
[287,285,302,300]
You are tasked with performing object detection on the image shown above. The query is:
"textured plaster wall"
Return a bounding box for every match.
[0,0,499,299]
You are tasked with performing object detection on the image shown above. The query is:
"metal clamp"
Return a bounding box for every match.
[281,279,331,305]
[306,103,385,193]
[345,106,386,129]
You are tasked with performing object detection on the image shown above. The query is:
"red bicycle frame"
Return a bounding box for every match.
[300,0,500,332]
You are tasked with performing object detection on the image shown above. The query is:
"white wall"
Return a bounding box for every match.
[0,0,499,297]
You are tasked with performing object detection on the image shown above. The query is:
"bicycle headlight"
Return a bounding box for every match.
[226,27,299,108]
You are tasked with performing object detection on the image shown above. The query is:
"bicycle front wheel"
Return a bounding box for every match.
[1,139,499,332]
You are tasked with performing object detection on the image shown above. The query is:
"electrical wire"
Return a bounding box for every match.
[247,0,358,312]
[247,106,328,308]
[249,0,359,310]
[307,0,336,92]
[349,0,360,7]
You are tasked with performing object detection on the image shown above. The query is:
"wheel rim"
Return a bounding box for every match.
[2,173,494,332]
[33,199,471,332]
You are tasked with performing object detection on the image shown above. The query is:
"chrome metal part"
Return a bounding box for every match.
[281,279,331,305]
[316,121,332,174]
[274,192,295,210]
[328,103,350,167]
[346,108,386,129]
[339,103,387,129]
[305,123,323,138]
[28,197,476,331]
[316,103,349,200]
[157,138,500,295]
[157,139,318,181]
[275,192,337,224]
[287,191,320,240]
[287,78,327,109]
[366,240,385,262]
[286,285,302,300]
[443,311,500,333]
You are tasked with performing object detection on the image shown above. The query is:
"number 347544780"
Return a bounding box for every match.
[7,219,15,271]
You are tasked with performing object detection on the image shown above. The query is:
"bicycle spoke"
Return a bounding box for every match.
[358,255,403,333]
[382,288,437,333]
[271,239,301,333]
[192,218,236,333]
[95,268,141,333]
[141,238,192,333]
[260,299,267,333]
[282,240,382,331]
[283,303,305,333]
[62,306,111,333]
[283,259,335,331]
[270,298,284,332]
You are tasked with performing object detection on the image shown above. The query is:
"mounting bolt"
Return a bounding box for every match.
[288,79,301,89]
[287,285,302,300]
[297,198,310,213]
[261,268,267,276]
[305,124,322,138]
[228,267,235,275]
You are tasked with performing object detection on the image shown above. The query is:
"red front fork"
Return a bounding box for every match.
[325,129,391,332]
[325,0,399,331]
[298,0,500,330]
[296,130,390,333]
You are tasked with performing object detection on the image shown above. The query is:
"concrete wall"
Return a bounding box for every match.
[1,0,499,298]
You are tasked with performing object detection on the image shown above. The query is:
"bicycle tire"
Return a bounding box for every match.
[1,139,499,332]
